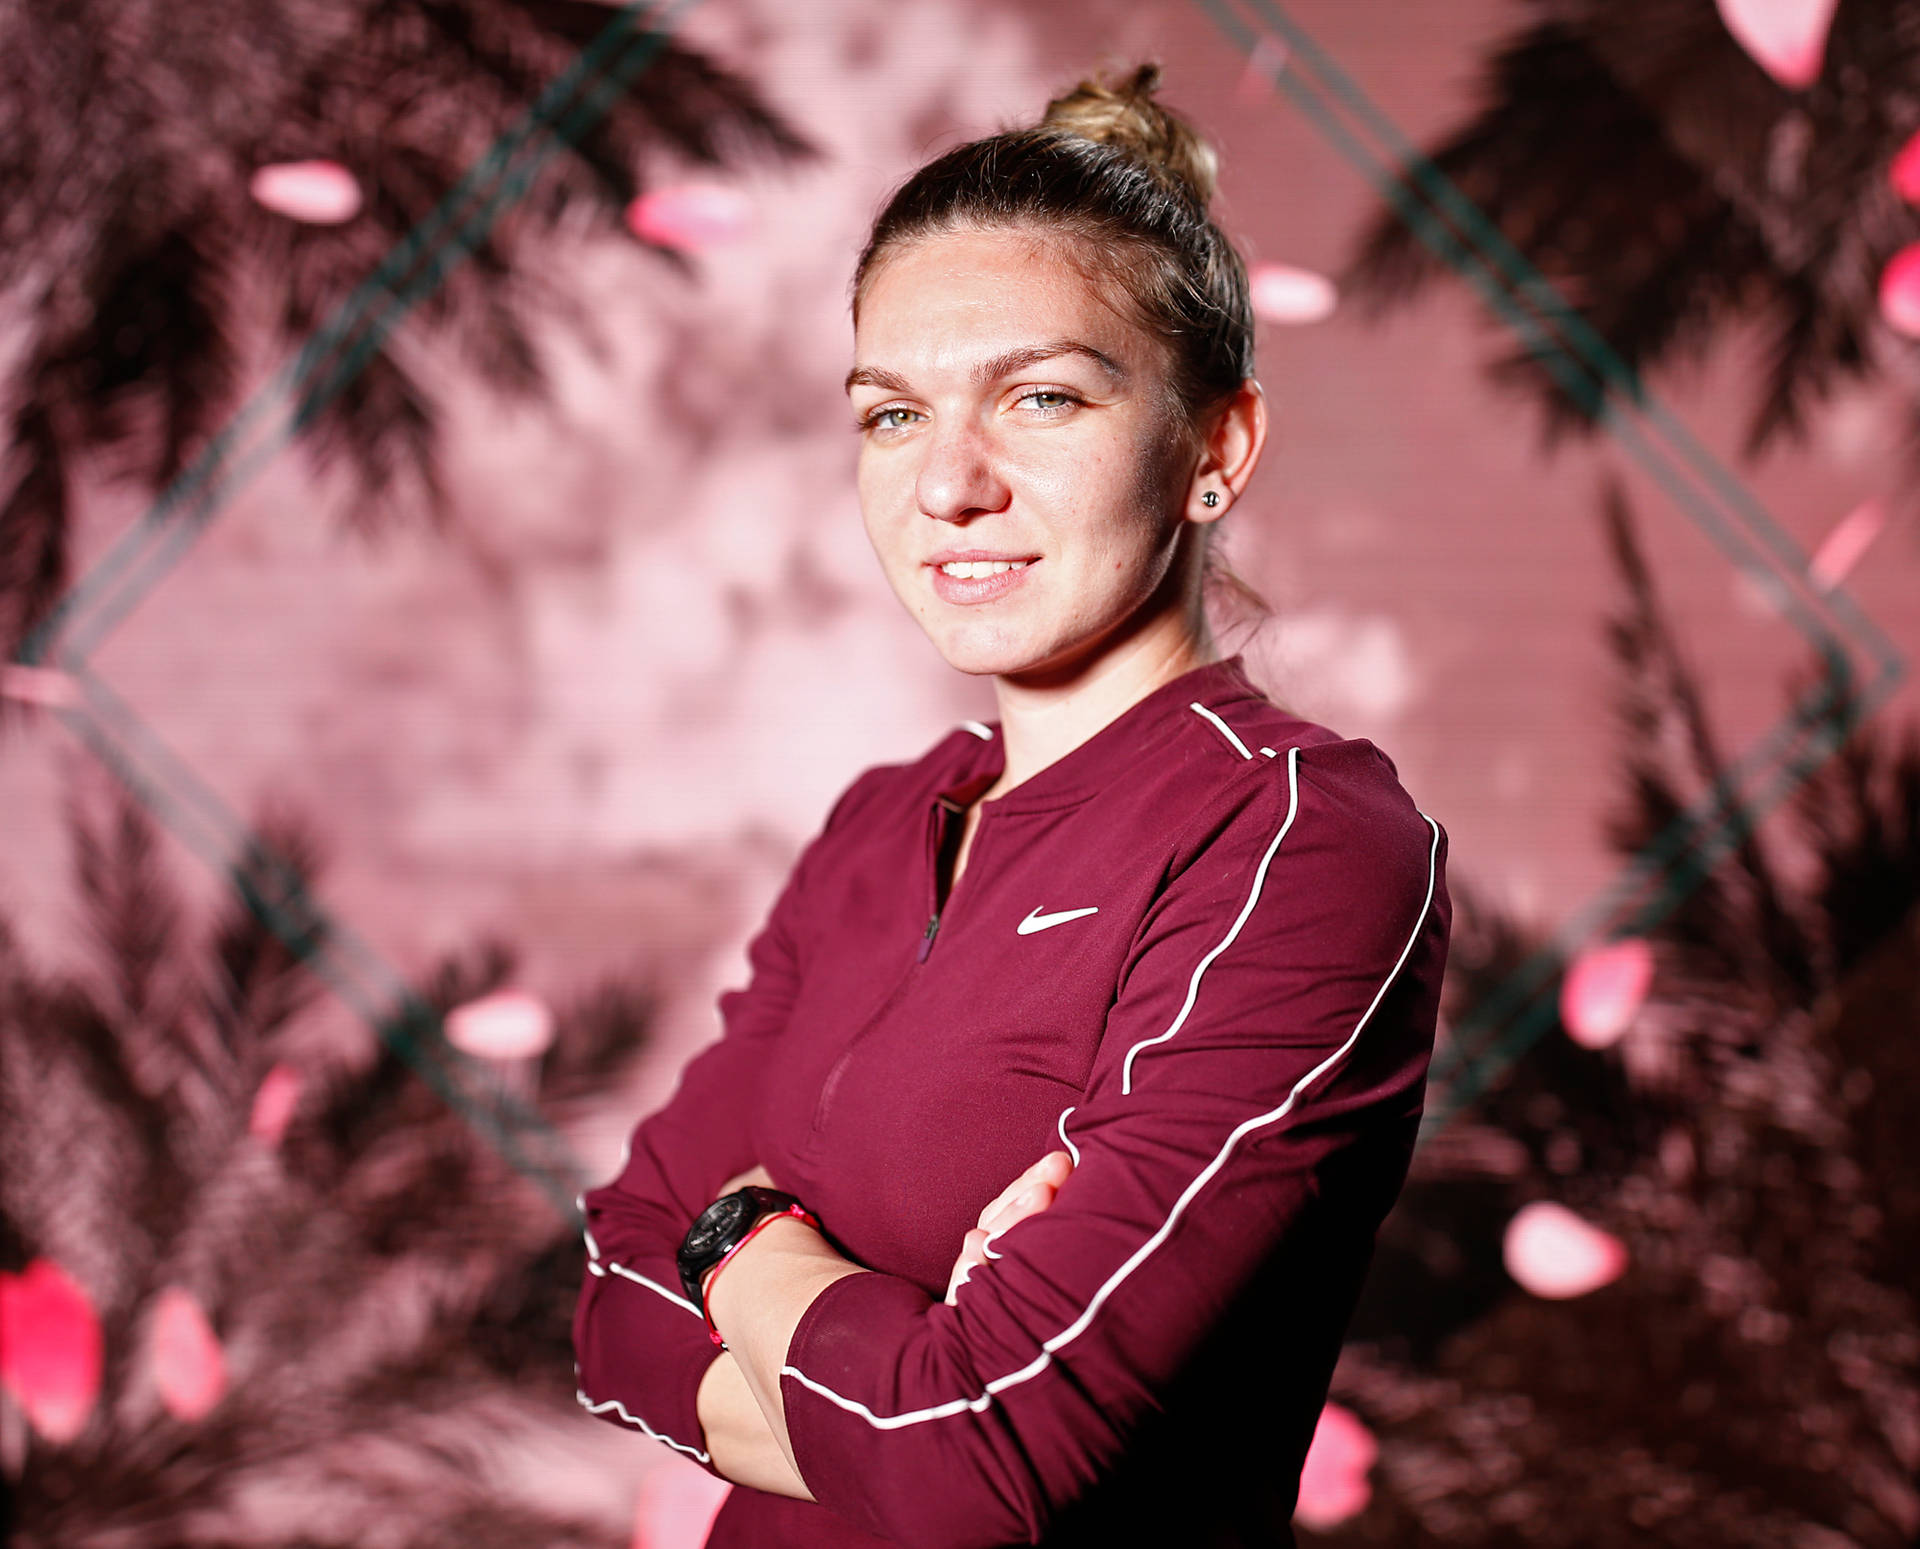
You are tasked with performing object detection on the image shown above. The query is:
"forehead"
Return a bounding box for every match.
[852,227,1152,381]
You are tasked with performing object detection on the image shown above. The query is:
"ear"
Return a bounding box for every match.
[1184,379,1268,524]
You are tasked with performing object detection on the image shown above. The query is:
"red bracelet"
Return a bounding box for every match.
[701,1202,823,1348]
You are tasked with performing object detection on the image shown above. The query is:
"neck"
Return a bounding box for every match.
[987,615,1214,796]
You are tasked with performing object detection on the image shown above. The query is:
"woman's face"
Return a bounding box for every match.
[849,227,1208,683]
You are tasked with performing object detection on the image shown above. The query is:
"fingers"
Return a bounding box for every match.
[1032,1149,1075,1188]
[982,1180,1054,1242]
[949,1150,1079,1305]
[975,1150,1076,1231]
[945,1228,993,1306]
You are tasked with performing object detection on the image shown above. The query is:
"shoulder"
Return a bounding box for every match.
[1158,684,1443,905]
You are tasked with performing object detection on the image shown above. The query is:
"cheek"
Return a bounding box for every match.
[856,460,907,550]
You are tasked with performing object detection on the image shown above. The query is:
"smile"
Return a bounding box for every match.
[937,559,1031,578]
[927,555,1038,606]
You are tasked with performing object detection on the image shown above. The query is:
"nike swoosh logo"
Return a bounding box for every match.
[1017,905,1100,935]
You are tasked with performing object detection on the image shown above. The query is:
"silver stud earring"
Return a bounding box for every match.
[1201,490,1221,508]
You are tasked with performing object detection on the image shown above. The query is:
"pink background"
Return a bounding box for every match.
[2,0,1914,1539]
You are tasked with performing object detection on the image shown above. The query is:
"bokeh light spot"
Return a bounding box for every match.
[626,183,754,252]
[1881,244,1920,338]
[248,1062,304,1147]
[1504,1201,1628,1299]
[152,1286,227,1422]
[1249,261,1339,325]
[1713,0,1836,89]
[446,989,555,1060]
[631,1455,732,1548]
[1294,1401,1377,1531]
[1559,937,1654,1049]
[1809,497,1887,591]
[249,161,363,225]
[0,1259,102,1443]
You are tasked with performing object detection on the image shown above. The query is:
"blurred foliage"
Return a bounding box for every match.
[0,787,655,1546]
[1345,0,1920,471]
[0,0,807,663]
[1324,482,1920,1547]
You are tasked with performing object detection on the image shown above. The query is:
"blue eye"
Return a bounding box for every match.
[1019,389,1078,414]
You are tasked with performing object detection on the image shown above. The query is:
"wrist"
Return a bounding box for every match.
[707,1219,866,1367]
[701,1211,822,1345]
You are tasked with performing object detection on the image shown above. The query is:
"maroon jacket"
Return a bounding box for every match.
[574,657,1449,1548]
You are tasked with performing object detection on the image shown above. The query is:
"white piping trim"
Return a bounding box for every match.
[960,720,993,741]
[1120,747,1302,1095]
[1259,746,1277,759]
[1188,702,1253,759]
[1056,1106,1080,1168]
[607,1259,701,1318]
[779,811,1442,1433]
[576,1390,711,1463]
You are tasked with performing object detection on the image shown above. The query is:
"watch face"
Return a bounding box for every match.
[684,1192,757,1263]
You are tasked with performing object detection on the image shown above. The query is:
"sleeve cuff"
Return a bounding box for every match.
[576,1266,726,1471]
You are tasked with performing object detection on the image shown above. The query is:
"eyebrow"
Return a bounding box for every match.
[844,340,1126,395]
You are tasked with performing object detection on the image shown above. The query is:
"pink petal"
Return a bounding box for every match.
[625,184,754,253]
[631,1455,732,1549]
[1809,497,1887,590]
[1715,0,1837,88]
[1248,262,1339,325]
[1882,244,1920,339]
[1887,245,1920,322]
[151,1286,227,1422]
[0,1259,102,1443]
[1234,36,1290,104]
[250,161,363,225]
[1891,129,1920,205]
[445,989,555,1060]
[1294,1401,1377,1531]
[0,664,80,709]
[248,1063,304,1146]
[1559,937,1654,1050]
[1503,1201,1628,1299]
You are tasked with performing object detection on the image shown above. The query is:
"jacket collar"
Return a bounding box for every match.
[936,656,1266,815]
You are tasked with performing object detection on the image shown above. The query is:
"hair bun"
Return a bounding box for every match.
[1040,62,1219,206]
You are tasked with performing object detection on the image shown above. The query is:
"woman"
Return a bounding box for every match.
[574,65,1449,1549]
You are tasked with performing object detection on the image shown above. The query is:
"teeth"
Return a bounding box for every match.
[939,560,1029,579]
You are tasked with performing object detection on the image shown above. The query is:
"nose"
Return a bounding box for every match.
[914,418,1010,524]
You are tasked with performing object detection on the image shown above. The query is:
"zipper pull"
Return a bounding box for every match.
[917,912,940,963]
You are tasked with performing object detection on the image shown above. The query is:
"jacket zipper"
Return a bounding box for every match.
[810,795,969,1137]
[917,794,961,963]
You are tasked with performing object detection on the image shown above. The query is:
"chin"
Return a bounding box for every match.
[923,625,1046,679]
[929,628,1098,683]
[931,642,1028,678]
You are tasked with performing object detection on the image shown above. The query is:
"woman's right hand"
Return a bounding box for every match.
[943,1149,1075,1305]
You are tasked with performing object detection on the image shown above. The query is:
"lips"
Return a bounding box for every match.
[927,553,1038,606]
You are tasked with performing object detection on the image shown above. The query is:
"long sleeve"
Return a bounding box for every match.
[572,775,871,1468]
[775,747,1449,1548]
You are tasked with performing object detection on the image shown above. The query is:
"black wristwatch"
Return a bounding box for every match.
[677,1186,817,1308]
